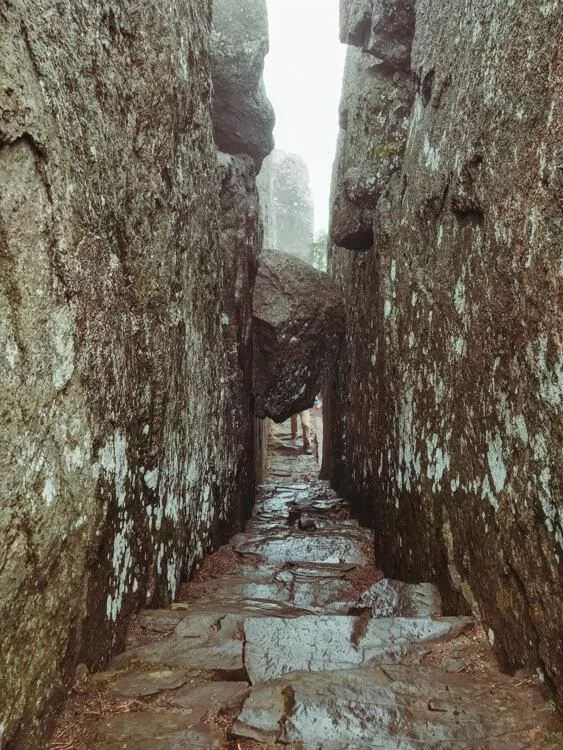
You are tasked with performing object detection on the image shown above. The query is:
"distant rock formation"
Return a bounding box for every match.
[252,252,345,422]
[327,0,563,708]
[257,150,315,261]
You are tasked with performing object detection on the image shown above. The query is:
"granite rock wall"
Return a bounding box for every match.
[0,0,270,745]
[211,0,275,170]
[327,0,562,705]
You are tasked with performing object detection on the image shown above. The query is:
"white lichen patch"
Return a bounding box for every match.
[505,412,529,445]
[422,135,441,172]
[540,0,559,16]
[454,336,465,356]
[528,335,563,407]
[106,512,134,623]
[5,337,19,369]
[426,433,450,490]
[487,432,507,495]
[143,468,159,491]
[454,277,466,316]
[481,475,499,512]
[51,304,75,390]
[396,387,421,493]
[42,469,57,506]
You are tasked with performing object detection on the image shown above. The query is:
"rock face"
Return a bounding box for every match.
[327,0,563,707]
[0,0,271,746]
[341,0,416,71]
[257,150,315,260]
[211,0,275,170]
[330,45,413,250]
[252,252,346,422]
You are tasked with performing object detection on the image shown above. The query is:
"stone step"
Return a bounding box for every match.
[92,712,224,749]
[234,530,371,566]
[243,614,474,684]
[233,665,549,748]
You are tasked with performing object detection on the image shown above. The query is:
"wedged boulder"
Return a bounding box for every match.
[211,0,275,170]
[252,252,346,421]
[366,0,415,70]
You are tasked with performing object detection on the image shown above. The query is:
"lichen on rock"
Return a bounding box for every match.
[327,0,563,708]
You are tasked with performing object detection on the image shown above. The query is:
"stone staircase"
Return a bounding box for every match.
[51,427,559,749]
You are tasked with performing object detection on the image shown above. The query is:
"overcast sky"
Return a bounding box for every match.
[263,0,346,234]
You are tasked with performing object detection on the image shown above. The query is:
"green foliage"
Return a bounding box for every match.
[371,140,404,160]
[308,230,328,272]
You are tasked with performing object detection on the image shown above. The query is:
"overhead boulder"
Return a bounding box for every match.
[211,0,275,171]
[252,252,346,422]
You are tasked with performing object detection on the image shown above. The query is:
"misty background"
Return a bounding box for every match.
[264,0,346,234]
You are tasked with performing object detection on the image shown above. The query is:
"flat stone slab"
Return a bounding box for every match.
[169,680,250,711]
[235,533,369,566]
[94,712,223,749]
[112,613,245,677]
[108,668,191,698]
[135,609,186,632]
[243,615,473,683]
[350,578,442,618]
[183,575,292,607]
[233,665,552,748]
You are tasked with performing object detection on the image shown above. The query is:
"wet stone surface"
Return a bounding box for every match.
[60,426,560,748]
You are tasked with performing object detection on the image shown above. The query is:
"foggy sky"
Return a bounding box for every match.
[264,0,346,234]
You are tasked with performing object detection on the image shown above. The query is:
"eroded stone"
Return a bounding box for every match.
[112,613,245,677]
[136,610,187,633]
[235,533,369,566]
[351,579,442,618]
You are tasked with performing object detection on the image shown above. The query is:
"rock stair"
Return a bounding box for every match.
[52,428,559,749]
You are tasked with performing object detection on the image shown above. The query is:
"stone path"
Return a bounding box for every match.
[51,421,560,749]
